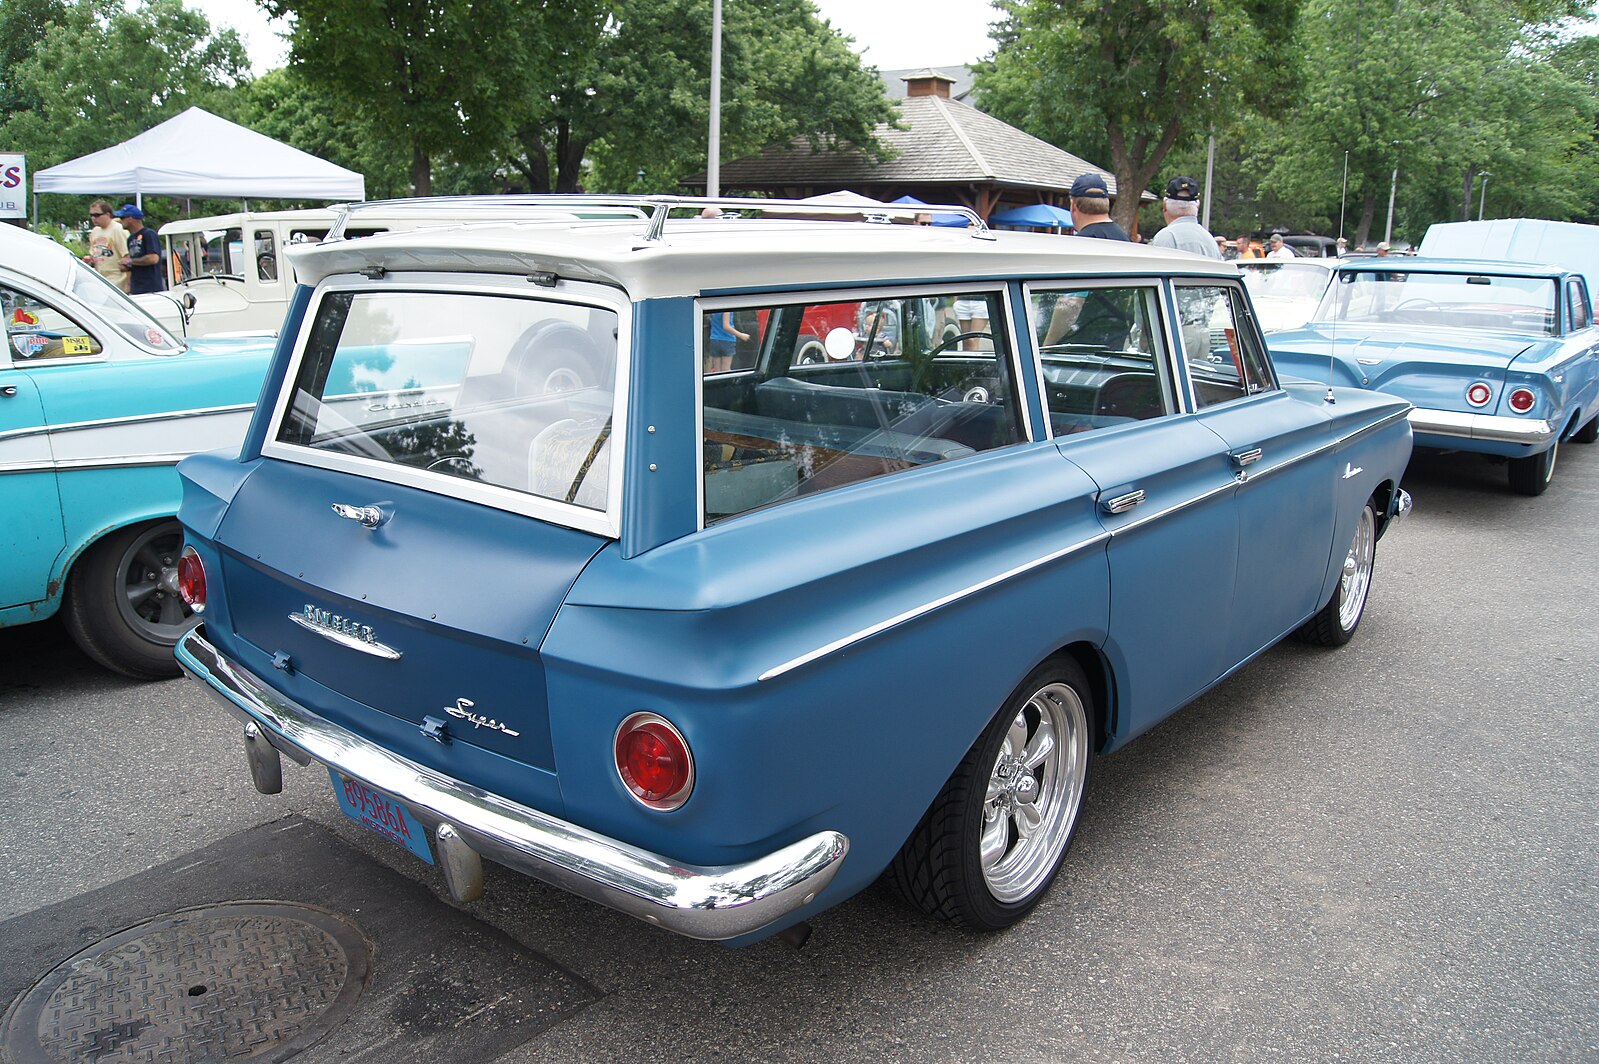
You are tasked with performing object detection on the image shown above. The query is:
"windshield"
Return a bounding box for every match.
[1241,263,1332,301]
[65,259,184,352]
[1314,270,1557,335]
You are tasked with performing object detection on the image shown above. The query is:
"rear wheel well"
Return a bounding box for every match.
[1052,642,1114,751]
[1370,479,1398,537]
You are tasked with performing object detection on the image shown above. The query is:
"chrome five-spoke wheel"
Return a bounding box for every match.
[980,681,1089,904]
[888,658,1096,930]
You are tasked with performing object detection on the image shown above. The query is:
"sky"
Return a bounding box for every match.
[192,0,1002,77]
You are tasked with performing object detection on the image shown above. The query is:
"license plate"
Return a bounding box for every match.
[329,769,434,864]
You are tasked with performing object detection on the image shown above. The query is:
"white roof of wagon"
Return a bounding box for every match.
[286,217,1237,300]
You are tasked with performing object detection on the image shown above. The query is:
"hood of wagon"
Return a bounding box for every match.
[212,459,609,776]
[1268,323,1537,412]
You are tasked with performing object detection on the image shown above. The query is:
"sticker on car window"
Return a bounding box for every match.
[11,308,38,326]
[11,333,47,357]
[61,335,94,355]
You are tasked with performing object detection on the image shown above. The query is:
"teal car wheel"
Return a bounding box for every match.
[1295,501,1376,647]
[63,519,196,680]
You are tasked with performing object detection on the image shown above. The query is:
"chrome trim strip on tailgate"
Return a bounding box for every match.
[1409,408,1556,445]
[176,625,848,941]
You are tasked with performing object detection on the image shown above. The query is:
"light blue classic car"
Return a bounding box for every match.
[0,224,275,677]
[1268,254,1599,495]
[174,197,1412,945]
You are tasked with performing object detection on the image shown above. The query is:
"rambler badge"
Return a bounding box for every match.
[289,604,403,660]
[444,698,521,738]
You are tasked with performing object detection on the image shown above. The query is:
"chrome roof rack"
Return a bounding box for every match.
[324,194,994,243]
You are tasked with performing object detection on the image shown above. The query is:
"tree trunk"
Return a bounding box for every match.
[1355,190,1377,249]
[1106,119,1182,235]
[411,147,432,198]
[1461,167,1476,222]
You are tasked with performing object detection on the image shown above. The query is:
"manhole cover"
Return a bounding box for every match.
[1,901,371,1064]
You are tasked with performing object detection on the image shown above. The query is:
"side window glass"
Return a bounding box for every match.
[1174,285,1269,408]
[1568,279,1591,331]
[1228,288,1278,393]
[255,230,278,282]
[701,291,1022,522]
[2,282,104,362]
[1030,285,1172,434]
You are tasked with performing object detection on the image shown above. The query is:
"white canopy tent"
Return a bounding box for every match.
[33,106,365,207]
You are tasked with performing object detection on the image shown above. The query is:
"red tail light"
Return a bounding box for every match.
[615,713,694,810]
[1507,388,1536,414]
[1465,382,1493,408]
[177,546,207,612]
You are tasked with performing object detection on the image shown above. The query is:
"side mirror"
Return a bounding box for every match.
[182,292,197,311]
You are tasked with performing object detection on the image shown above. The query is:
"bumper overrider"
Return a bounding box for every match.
[176,625,849,941]
[1407,408,1557,446]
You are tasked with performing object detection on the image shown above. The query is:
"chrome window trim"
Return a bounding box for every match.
[259,272,631,540]
[3,265,180,360]
[695,282,1027,532]
[1019,277,1180,439]
[759,528,1111,682]
[0,401,256,443]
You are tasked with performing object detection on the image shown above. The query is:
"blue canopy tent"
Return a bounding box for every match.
[891,194,969,228]
[989,203,1075,231]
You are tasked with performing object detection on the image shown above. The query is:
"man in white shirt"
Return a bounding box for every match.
[1265,233,1296,260]
[1149,176,1222,259]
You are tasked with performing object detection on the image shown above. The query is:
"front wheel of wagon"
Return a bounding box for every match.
[1507,439,1557,496]
[62,519,195,680]
[888,659,1094,931]
[1294,500,1376,647]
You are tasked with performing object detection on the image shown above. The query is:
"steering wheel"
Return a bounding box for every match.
[925,330,994,358]
[1393,298,1442,312]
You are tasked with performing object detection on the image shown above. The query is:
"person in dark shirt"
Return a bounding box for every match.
[114,204,165,294]
[1067,173,1130,241]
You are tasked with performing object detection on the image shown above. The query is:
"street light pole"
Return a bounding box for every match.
[1479,173,1490,221]
[1202,133,1215,230]
[708,0,723,199]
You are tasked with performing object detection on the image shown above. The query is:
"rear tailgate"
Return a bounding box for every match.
[216,459,608,780]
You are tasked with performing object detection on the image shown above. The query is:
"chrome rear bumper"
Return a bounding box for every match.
[1408,408,1556,445]
[176,625,848,941]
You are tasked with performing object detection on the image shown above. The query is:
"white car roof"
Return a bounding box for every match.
[286,217,1238,301]
[1,223,83,292]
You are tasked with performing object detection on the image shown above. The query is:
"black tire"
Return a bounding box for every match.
[795,339,826,365]
[888,658,1094,931]
[1572,416,1598,444]
[62,519,195,680]
[1507,439,1558,496]
[1294,501,1376,647]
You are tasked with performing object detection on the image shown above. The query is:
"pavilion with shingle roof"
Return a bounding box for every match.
[682,70,1151,222]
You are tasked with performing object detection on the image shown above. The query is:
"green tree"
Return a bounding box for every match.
[0,0,68,117]
[1255,0,1597,247]
[498,0,897,194]
[1,0,246,163]
[261,0,525,196]
[219,67,411,200]
[978,0,1301,232]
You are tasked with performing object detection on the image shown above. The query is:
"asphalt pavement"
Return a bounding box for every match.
[1,444,1595,1063]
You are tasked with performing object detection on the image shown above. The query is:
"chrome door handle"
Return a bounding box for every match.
[1230,448,1263,467]
[331,502,388,529]
[1102,489,1146,515]
[0,386,16,398]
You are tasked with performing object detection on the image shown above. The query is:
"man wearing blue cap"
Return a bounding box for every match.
[114,204,165,294]
[1150,176,1222,258]
[1068,173,1129,241]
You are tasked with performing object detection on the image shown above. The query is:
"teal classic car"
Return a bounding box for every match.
[0,224,275,677]
[1268,255,1599,495]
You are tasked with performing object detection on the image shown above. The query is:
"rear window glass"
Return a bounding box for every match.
[701,291,1025,523]
[277,290,618,510]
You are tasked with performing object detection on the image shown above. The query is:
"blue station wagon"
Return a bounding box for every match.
[1269,256,1599,495]
[175,197,1413,944]
[0,224,275,678]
